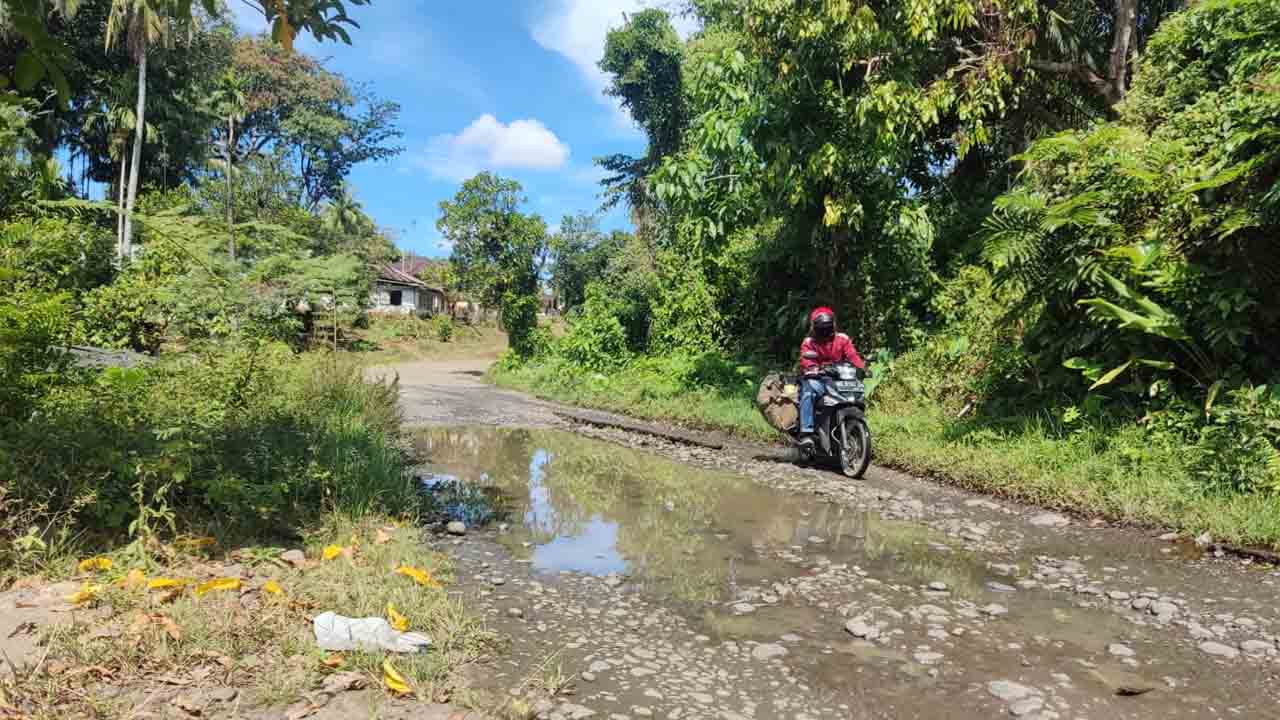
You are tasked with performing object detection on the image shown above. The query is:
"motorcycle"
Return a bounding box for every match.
[757,362,872,478]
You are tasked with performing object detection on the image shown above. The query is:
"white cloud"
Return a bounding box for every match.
[531,0,698,131]
[413,114,571,182]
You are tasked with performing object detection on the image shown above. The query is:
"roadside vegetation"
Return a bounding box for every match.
[0,1,495,714]
[352,314,508,365]
[489,0,1280,550]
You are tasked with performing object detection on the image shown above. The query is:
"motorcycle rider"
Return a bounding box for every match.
[797,307,865,449]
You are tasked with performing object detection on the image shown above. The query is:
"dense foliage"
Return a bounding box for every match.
[0,0,425,567]
[507,0,1280,524]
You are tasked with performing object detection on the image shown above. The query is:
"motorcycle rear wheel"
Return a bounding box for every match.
[838,411,872,479]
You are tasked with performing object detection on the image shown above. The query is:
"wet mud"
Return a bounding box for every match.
[414,426,1280,720]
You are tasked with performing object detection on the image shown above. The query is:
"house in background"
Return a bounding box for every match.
[369,263,446,315]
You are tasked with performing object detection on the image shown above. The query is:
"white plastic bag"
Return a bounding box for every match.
[313,611,432,653]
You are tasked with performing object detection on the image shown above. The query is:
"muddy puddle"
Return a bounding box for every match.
[414,427,1278,718]
[414,427,991,606]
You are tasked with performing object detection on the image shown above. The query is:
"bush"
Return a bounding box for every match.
[1146,385,1280,496]
[876,267,1030,414]
[432,315,454,343]
[0,344,413,570]
[556,284,631,370]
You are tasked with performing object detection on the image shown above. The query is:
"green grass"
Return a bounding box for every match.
[493,355,1280,551]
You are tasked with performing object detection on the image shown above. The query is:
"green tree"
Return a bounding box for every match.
[548,212,615,313]
[105,0,205,260]
[438,173,548,356]
[321,182,365,234]
[237,0,369,51]
[228,38,401,210]
[208,70,246,260]
[596,8,687,212]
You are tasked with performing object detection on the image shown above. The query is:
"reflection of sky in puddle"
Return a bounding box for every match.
[415,427,998,598]
[523,449,628,575]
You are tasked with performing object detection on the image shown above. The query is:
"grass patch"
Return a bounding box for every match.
[3,515,496,719]
[351,317,507,365]
[492,354,777,442]
[494,355,1280,551]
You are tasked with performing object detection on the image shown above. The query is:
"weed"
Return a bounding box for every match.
[4,515,497,718]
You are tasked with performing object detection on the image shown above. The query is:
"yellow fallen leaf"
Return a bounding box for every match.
[118,569,147,589]
[194,578,242,597]
[322,653,345,668]
[382,659,411,695]
[394,566,441,588]
[78,557,113,573]
[175,536,215,550]
[147,578,188,590]
[386,603,409,632]
[374,528,392,545]
[322,545,343,561]
[262,580,284,596]
[64,583,102,605]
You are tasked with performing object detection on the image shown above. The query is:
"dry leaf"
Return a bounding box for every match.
[64,583,102,605]
[172,694,204,716]
[62,665,114,680]
[382,659,411,695]
[119,568,147,590]
[262,580,284,596]
[349,534,360,549]
[321,671,366,694]
[284,702,320,720]
[374,528,392,545]
[155,589,183,604]
[194,578,242,597]
[153,614,182,641]
[321,653,345,669]
[127,610,152,635]
[386,603,409,632]
[394,566,441,588]
[321,545,343,561]
[154,673,193,686]
[190,650,234,670]
[280,549,307,568]
[78,557,112,573]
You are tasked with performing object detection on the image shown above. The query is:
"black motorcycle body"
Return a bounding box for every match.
[788,362,872,478]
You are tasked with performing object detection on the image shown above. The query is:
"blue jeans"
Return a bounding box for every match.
[799,377,825,433]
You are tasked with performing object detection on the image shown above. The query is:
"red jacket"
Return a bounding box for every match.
[800,333,865,375]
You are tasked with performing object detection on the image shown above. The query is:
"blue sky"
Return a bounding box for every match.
[229,0,692,258]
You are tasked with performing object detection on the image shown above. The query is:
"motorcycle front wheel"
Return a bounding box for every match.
[838,410,872,479]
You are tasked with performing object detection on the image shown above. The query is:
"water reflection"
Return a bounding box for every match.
[413,427,988,604]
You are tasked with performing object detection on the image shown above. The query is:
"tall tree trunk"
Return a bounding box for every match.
[116,156,128,260]
[226,115,236,261]
[122,48,148,259]
[1108,0,1138,103]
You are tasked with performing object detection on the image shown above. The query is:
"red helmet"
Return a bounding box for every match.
[809,306,834,324]
[810,307,835,339]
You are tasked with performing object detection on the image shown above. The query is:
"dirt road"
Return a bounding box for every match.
[391,355,1280,720]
